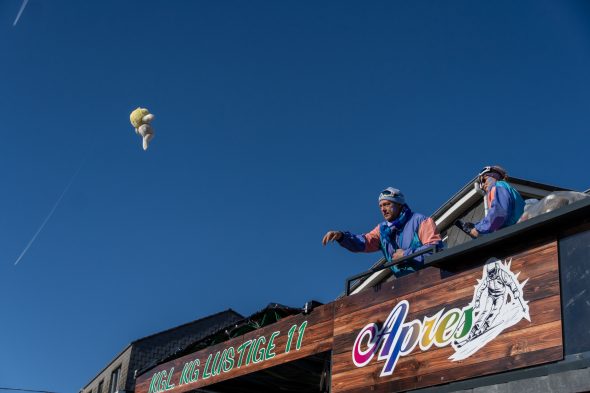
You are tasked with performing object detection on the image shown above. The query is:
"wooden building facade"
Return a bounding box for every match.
[134,193,590,392]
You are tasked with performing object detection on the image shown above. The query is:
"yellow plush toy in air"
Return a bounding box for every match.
[130,107,155,150]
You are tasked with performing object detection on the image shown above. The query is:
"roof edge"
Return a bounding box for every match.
[431,176,479,220]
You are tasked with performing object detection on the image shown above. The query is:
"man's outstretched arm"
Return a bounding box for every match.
[322,225,381,253]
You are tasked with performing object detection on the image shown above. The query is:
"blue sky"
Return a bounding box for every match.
[1,1,589,391]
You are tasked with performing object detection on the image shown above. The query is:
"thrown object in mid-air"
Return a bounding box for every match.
[130,107,155,150]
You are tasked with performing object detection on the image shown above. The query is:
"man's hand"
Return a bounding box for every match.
[454,220,478,239]
[322,230,343,245]
[393,249,405,260]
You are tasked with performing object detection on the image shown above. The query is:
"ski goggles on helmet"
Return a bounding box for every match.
[378,187,406,205]
[478,166,506,188]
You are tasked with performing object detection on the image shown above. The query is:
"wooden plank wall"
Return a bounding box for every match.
[135,303,334,393]
[331,241,562,393]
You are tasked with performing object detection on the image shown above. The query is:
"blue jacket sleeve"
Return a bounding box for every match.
[337,231,368,252]
[475,186,511,234]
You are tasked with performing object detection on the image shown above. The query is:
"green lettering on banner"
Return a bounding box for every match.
[285,324,297,353]
[215,350,227,375]
[245,339,256,366]
[164,367,175,390]
[191,359,200,382]
[159,320,311,389]
[148,371,163,393]
[202,354,213,379]
[296,321,308,350]
[211,351,222,376]
[179,361,191,385]
[158,370,167,391]
[237,340,252,367]
[178,362,193,386]
[265,331,280,360]
[222,347,235,372]
[253,336,266,363]
[215,349,227,375]
[285,321,308,353]
[179,359,200,385]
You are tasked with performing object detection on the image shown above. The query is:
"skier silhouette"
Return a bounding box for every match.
[466,259,525,342]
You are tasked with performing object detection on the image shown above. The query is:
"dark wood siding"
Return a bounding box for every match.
[331,241,562,393]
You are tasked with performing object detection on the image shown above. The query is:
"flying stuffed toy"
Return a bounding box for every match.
[130,107,155,150]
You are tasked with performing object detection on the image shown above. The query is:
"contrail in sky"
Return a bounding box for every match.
[13,0,30,26]
[14,163,84,266]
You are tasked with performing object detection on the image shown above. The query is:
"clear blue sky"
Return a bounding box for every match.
[1,1,589,391]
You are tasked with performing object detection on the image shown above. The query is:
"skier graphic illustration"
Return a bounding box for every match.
[469,260,524,340]
[451,258,530,360]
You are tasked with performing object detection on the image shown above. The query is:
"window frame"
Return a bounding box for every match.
[109,366,121,393]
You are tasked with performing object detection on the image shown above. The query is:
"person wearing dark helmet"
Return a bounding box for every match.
[465,166,525,238]
[322,187,443,277]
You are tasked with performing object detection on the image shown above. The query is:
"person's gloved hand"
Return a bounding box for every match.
[455,220,478,238]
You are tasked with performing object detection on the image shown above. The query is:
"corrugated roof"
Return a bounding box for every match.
[135,302,310,378]
[130,308,243,344]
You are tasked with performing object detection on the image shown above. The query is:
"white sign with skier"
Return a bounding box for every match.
[451,257,530,361]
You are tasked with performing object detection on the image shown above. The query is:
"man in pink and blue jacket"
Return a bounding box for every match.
[322,187,443,277]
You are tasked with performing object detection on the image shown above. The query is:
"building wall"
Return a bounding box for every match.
[83,346,132,393]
